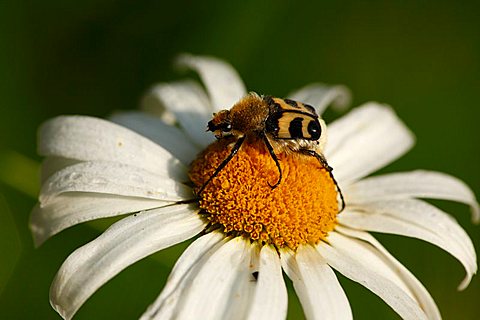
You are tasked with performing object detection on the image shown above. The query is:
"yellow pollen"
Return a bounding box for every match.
[189,137,339,250]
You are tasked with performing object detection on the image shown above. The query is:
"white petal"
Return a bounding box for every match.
[176,54,247,112]
[145,239,285,320]
[246,245,288,320]
[50,203,205,320]
[146,80,215,147]
[141,232,225,320]
[221,243,259,320]
[39,161,193,205]
[317,232,428,320]
[109,111,200,165]
[325,103,415,185]
[346,170,480,223]
[30,192,170,247]
[335,226,441,319]
[281,246,352,320]
[339,199,477,290]
[40,157,82,184]
[174,237,255,320]
[39,116,186,179]
[288,83,351,115]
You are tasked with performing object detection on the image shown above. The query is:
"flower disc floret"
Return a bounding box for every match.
[189,137,339,250]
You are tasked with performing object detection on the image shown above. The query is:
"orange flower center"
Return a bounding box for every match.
[189,137,339,250]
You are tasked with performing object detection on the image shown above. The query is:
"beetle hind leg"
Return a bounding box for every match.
[262,134,283,189]
[300,149,346,212]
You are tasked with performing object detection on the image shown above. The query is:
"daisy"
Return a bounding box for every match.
[31,54,479,320]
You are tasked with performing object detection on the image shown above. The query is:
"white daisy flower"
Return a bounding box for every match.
[31,54,479,320]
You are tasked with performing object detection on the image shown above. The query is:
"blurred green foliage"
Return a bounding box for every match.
[0,0,479,319]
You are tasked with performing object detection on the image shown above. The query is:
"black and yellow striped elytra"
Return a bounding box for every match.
[201,93,345,212]
[264,96,322,141]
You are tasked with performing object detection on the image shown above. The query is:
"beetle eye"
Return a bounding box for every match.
[223,123,232,132]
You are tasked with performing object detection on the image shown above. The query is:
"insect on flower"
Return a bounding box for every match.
[32,54,479,320]
[200,93,345,211]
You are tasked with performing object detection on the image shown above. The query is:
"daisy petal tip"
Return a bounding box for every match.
[174,53,213,75]
[376,102,416,145]
[457,272,474,291]
[50,304,70,320]
[142,83,169,106]
[173,53,247,111]
[288,82,353,114]
[37,116,68,155]
[330,84,352,111]
[50,290,76,320]
[358,102,416,144]
[29,207,47,248]
[29,226,46,248]
[174,53,225,71]
[30,217,54,248]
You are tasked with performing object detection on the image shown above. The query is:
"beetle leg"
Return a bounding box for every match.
[262,133,283,189]
[197,136,246,195]
[300,149,346,212]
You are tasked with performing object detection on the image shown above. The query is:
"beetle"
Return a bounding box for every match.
[200,93,345,211]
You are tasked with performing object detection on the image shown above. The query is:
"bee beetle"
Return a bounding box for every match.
[201,93,345,211]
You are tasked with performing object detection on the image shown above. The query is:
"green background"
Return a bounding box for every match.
[1,1,479,319]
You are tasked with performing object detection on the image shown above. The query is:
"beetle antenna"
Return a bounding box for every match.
[262,133,282,189]
[197,136,246,195]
